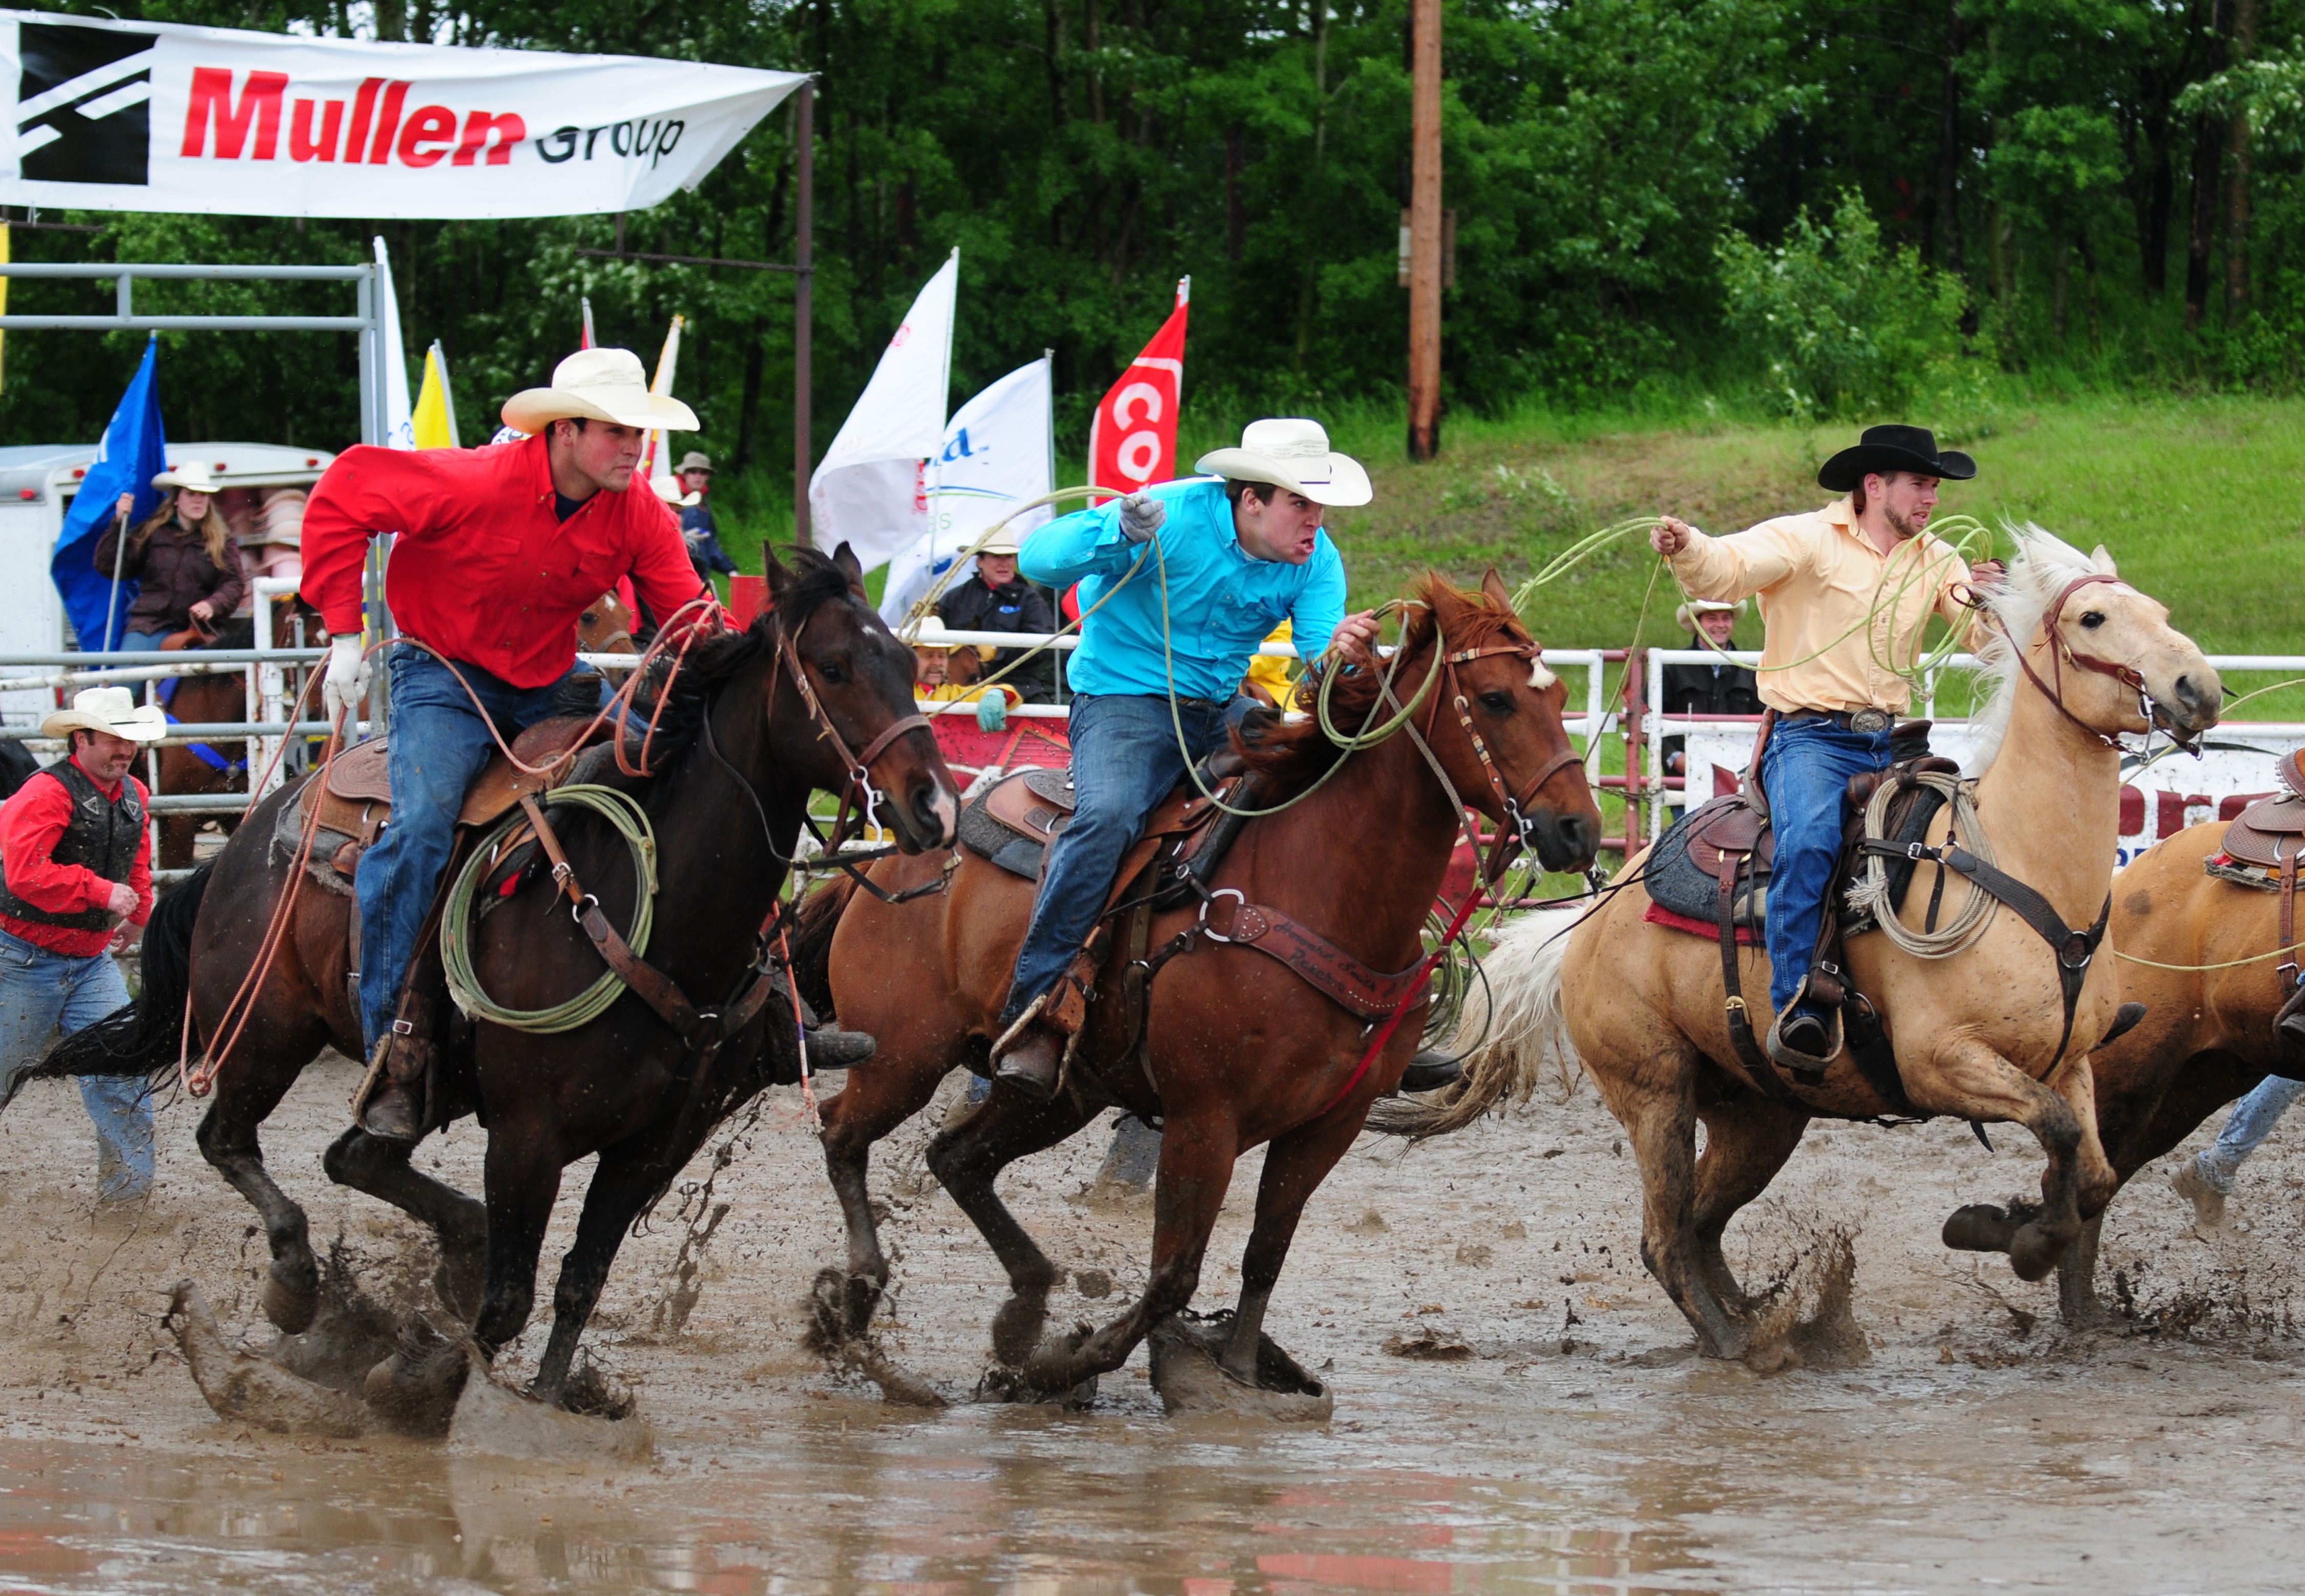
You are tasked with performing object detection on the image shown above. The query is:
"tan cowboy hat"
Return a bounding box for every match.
[1194,418,1372,508]
[153,462,224,494]
[972,531,1023,558]
[1674,597,1747,634]
[649,476,701,508]
[900,615,958,647]
[677,451,714,475]
[41,685,166,744]
[500,348,700,436]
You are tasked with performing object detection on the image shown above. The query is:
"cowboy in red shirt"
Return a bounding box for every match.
[301,349,711,1141]
[0,687,161,1201]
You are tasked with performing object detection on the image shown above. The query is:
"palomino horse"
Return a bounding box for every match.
[1384,532,2220,1360]
[1947,818,2298,1324]
[30,546,958,1409]
[798,573,1602,1397]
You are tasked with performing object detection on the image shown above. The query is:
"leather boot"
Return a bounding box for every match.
[993,1022,1064,1101]
[2276,986,2305,1072]
[804,1022,877,1070]
[359,1046,426,1143]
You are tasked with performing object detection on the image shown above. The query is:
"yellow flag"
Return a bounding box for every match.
[411,341,459,449]
[1,222,11,396]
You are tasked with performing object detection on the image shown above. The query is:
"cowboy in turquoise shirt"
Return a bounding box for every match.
[992,419,1379,1099]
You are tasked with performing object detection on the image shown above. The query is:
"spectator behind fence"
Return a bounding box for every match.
[1659,599,1762,794]
[92,463,247,654]
[675,451,738,583]
[936,532,1054,702]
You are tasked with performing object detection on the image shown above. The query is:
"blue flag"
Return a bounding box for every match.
[53,338,167,652]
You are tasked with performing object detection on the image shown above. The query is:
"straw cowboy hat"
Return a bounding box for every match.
[1195,418,1372,508]
[41,685,166,744]
[500,348,700,436]
[900,615,959,647]
[649,476,700,509]
[1816,424,1977,493]
[1674,597,1748,634]
[153,462,224,494]
[972,530,1023,558]
[676,451,714,475]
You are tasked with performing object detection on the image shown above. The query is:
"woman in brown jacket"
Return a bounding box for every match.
[92,463,246,654]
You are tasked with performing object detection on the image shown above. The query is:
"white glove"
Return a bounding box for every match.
[1119,493,1166,543]
[322,635,370,725]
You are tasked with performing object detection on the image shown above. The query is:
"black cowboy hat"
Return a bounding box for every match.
[1816,424,1977,493]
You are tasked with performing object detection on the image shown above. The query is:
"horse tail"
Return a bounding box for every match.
[8,864,212,1106]
[788,874,858,1023]
[1366,902,1589,1140]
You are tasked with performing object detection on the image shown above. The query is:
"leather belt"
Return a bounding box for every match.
[1785,707,1895,735]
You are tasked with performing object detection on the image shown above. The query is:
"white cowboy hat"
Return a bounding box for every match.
[1194,418,1372,508]
[972,531,1023,558]
[153,462,224,494]
[649,476,701,508]
[41,685,166,744]
[500,348,700,436]
[1674,597,1748,634]
[901,615,958,647]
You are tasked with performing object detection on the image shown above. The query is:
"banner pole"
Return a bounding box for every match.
[793,78,814,547]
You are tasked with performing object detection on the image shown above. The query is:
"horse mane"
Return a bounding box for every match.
[600,548,863,793]
[1964,523,2109,775]
[1237,573,1540,795]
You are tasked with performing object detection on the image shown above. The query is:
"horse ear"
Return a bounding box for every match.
[762,543,792,603]
[1479,567,1515,613]
[2090,544,2118,576]
[830,540,869,597]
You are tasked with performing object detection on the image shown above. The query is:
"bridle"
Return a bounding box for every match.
[1412,634,1585,885]
[2009,572,2194,752]
[764,599,934,852]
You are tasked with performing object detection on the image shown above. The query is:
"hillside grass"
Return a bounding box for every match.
[719,391,2305,718]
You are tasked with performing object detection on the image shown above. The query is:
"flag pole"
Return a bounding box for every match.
[100,500,130,654]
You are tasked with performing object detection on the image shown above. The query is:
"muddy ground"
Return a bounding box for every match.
[2,1049,2301,1593]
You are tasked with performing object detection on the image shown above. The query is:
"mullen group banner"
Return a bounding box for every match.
[0,10,805,218]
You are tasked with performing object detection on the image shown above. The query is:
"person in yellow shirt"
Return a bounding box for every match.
[1649,424,2002,1077]
[1242,619,1296,706]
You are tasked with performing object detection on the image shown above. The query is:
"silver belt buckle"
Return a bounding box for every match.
[1848,708,1891,734]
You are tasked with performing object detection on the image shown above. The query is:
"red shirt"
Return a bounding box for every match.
[301,436,709,689]
[0,757,153,957]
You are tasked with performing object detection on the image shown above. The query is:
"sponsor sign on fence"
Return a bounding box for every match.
[0,9,803,218]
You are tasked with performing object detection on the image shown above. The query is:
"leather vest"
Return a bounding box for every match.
[0,760,143,931]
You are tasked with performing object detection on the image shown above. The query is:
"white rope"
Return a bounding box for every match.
[1846,770,1999,958]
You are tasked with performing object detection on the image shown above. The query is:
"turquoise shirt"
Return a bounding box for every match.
[1019,478,1347,700]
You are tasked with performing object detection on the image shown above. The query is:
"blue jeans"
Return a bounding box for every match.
[0,927,153,1201]
[354,645,576,1053]
[1760,716,1894,1016]
[2195,1075,2305,1194]
[1001,693,1229,1024]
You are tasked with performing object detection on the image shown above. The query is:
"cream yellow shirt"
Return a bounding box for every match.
[1668,497,1975,714]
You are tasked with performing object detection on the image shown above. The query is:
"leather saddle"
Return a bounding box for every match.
[958,751,1252,903]
[2218,748,2305,871]
[275,716,602,894]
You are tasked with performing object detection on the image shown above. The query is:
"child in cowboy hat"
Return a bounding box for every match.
[93,462,247,655]
[0,687,166,1202]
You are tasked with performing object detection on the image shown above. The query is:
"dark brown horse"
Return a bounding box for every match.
[797,572,1602,1397]
[145,618,263,870]
[32,545,958,1408]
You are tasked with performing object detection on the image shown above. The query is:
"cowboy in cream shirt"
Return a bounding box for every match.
[1648,424,2002,1077]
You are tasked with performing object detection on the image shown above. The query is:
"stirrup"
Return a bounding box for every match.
[1765,985,1841,1083]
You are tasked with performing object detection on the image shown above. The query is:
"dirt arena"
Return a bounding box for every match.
[2,1045,2300,1593]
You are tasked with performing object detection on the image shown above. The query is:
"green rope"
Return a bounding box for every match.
[442,784,660,1034]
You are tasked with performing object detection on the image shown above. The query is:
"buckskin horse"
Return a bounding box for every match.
[794,572,1601,1399]
[1380,531,2221,1361]
[26,545,957,1410]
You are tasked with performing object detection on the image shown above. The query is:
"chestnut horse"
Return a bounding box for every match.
[1385,531,2222,1360]
[798,572,1602,1397]
[29,546,958,1408]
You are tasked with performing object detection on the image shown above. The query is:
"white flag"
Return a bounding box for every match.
[881,356,1053,627]
[809,249,957,570]
[375,235,413,449]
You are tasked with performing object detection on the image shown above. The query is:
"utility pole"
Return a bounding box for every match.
[1406,0,1442,461]
[793,80,815,543]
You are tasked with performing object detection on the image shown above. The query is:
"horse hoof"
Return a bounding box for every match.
[1941,1204,2020,1254]
[362,1343,470,1439]
[1019,1323,1093,1395]
[2009,1225,2070,1283]
[261,1268,319,1336]
[989,1293,1051,1368]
